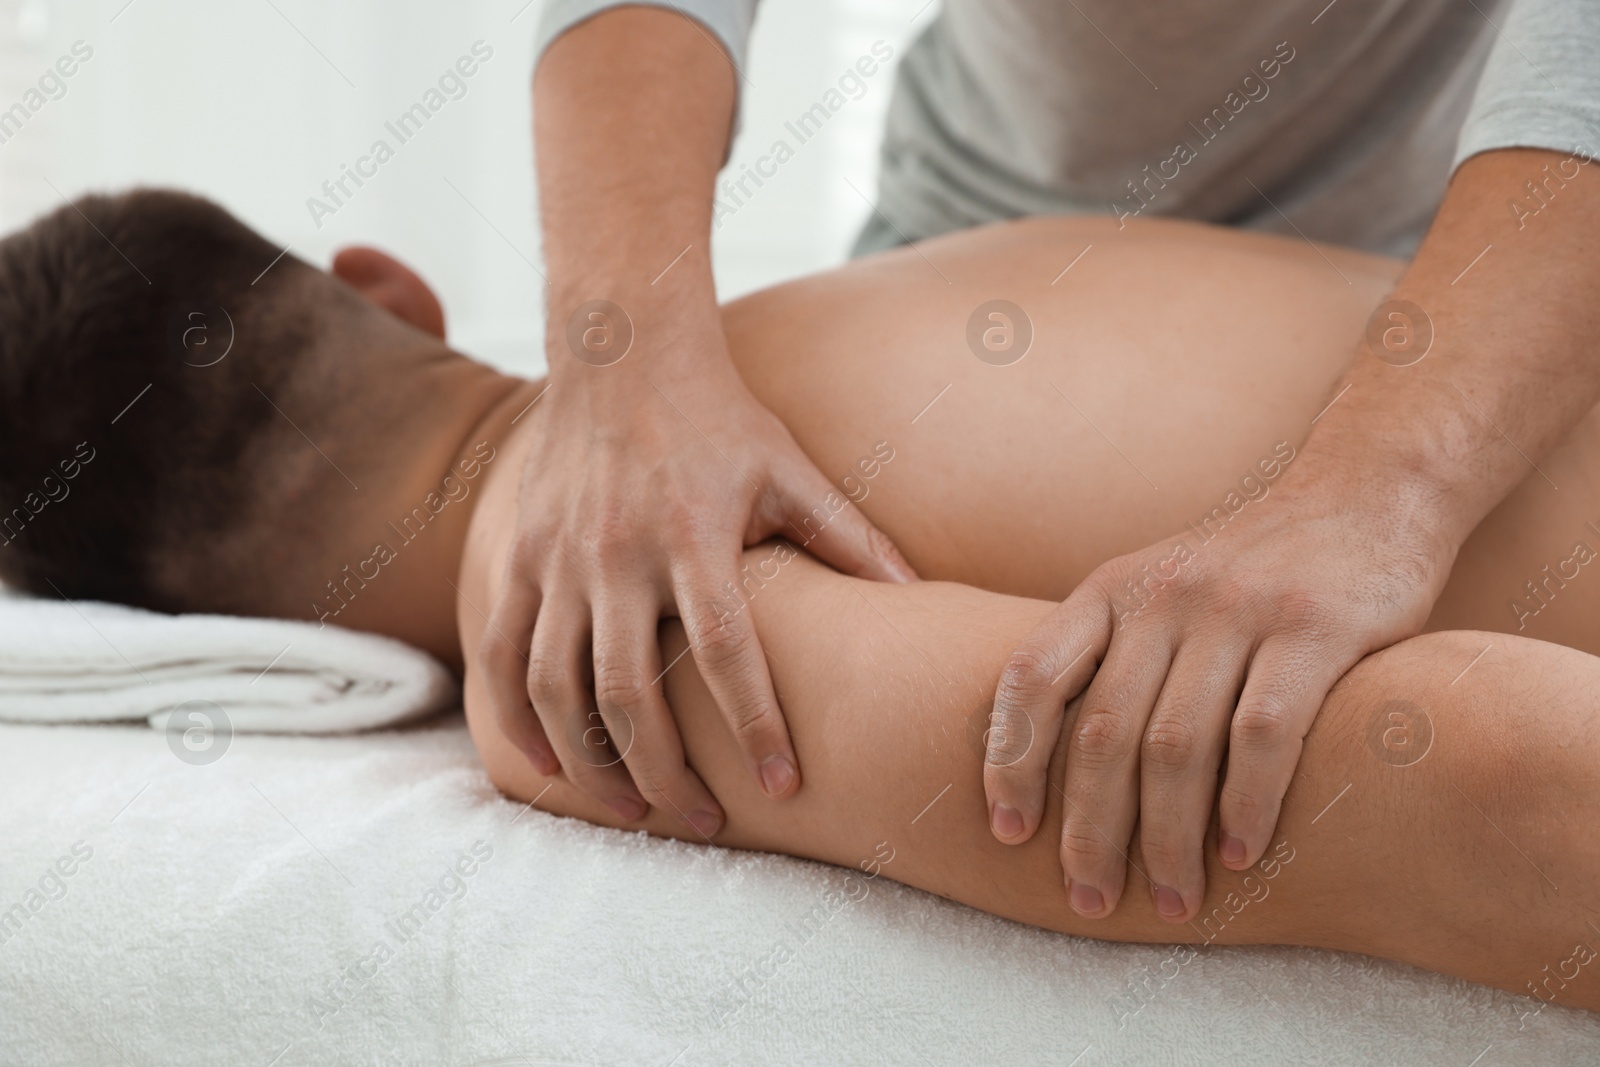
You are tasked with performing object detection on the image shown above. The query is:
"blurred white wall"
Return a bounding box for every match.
[0,0,932,375]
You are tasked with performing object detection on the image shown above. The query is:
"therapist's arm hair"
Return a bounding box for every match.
[465,549,1600,1010]
[533,7,734,315]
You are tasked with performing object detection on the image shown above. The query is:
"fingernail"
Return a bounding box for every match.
[1069,882,1105,917]
[991,803,1024,840]
[684,810,722,838]
[760,756,796,797]
[606,795,646,822]
[1219,833,1247,866]
[1153,885,1186,920]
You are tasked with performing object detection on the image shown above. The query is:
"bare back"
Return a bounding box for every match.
[722,215,1600,654]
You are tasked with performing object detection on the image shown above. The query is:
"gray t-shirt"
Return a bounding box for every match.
[536,0,1600,257]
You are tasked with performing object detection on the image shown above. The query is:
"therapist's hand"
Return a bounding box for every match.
[490,5,913,836]
[489,299,916,833]
[984,457,1453,922]
[983,148,1600,923]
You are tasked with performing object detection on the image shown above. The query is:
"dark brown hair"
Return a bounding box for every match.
[0,188,324,611]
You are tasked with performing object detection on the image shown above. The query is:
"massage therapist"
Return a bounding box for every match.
[482,0,1600,924]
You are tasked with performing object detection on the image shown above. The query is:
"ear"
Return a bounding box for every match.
[331,245,447,339]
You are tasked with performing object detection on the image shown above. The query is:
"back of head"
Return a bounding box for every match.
[0,188,399,614]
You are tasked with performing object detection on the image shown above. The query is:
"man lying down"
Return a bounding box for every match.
[2,189,1598,1012]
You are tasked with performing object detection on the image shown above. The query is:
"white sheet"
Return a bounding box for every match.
[1,717,1593,1066]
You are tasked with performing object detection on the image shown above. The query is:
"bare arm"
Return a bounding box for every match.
[459,211,1600,1005]
[465,548,1600,1010]
[486,7,914,836]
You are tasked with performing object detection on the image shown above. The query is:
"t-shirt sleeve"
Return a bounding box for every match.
[1453,0,1600,169]
[534,0,759,151]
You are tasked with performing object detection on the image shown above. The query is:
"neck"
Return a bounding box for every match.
[313,360,545,672]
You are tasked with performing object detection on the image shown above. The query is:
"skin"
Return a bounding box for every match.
[510,5,915,836]
[319,215,1600,1009]
[518,4,1600,926]
[994,144,1600,926]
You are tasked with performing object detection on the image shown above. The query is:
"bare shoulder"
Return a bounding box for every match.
[453,384,541,674]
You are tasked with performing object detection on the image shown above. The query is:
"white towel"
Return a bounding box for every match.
[2,718,1596,1066]
[0,594,458,732]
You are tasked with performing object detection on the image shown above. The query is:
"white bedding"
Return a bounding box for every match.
[1,716,1594,1067]
[0,594,457,732]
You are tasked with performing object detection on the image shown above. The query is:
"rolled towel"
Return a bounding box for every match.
[0,592,458,733]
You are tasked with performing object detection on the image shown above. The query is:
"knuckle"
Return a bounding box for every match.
[670,507,724,551]
[1209,575,1255,614]
[1160,567,1207,609]
[493,701,534,744]
[1232,700,1293,750]
[1072,706,1136,769]
[524,654,566,704]
[1276,590,1337,638]
[680,595,725,633]
[1060,821,1113,869]
[724,701,779,747]
[1142,716,1199,774]
[1084,559,1130,597]
[624,761,677,808]
[592,662,650,712]
[568,710,634,773]
[982,759,1021,795]
[562,757,612,792]
[567,703,609,746]
[984,706,1038,769]
[691,611,755,667]
[1219,781,1269,828]
[477,631,521,676]
[507,528,545,571]
[585,513,637,567]
[1139,834,1188,875]
[635,783,676,812]
[999,649,1055,698]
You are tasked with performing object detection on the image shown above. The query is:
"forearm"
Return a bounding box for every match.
[1298,148,1600,553]
[534,5,733,380]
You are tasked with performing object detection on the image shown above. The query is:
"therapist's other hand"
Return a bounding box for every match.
[483,301,917,837]
[984,455,1452,922]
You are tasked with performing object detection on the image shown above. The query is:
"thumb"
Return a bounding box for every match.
[767,460,918,583]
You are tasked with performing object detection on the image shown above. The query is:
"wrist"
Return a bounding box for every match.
[543,279,732,390]
[544,203,716,298]
[1281,437,1471,569]
[1299,371,1509,548]
[548,240,715,318]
